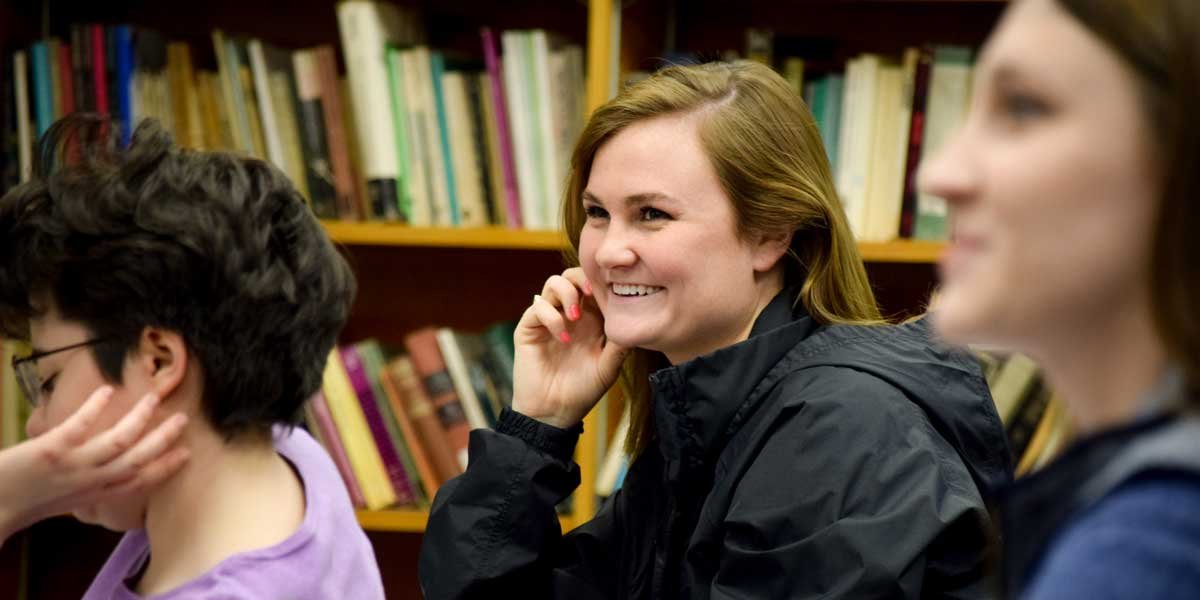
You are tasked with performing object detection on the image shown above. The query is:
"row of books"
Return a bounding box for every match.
[976,350,1072,476]
[773,45,974,243]
[307,323,517,510]
[0,0,585,231]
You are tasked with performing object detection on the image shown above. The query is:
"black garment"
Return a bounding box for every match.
[419,289,1012,599]
[994,412,1200,599]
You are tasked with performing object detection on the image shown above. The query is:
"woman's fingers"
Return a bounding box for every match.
[79,392,161,467]
[540,275,583,322]
[47,386,116,451]
[530,295,573,343]
[93,412,189,483]
[560,267,594,297]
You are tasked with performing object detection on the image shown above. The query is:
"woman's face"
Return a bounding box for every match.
[920,0,1161,354]
[579,111,786,364]
[24,310,155,531]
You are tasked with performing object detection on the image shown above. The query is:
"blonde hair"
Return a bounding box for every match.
[562,61,882,455]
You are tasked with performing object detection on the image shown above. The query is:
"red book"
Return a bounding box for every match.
[899,46,934,238]
[90,25,108,115]
[404,327,471,470]
[382,356,463,493]
[311,45,360,221]
[58,43,75,116]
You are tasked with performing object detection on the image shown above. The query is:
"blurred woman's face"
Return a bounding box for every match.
[919,0,1161,355]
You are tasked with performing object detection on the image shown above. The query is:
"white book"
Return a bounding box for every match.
[530,31,560,230]
[435,329,490,431]
[396,49,433,226]
[412,47,454,226]
[915,46,974,241]
[441,72,489,227]
[337,1,418,220]
[247,40,286,172]
[389,49,430,226]
[835,55,881,239]
[502,31,543,230]
[268,72,310,199]
[862,62,907,242]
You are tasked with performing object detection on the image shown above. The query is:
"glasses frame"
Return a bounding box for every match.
[11,338,110,408]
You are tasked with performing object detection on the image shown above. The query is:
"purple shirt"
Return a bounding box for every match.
[82,426,385,599]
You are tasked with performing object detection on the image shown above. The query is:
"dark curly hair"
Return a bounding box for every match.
[0,114,357,439]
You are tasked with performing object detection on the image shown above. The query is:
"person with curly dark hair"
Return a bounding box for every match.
[0,114,383,599]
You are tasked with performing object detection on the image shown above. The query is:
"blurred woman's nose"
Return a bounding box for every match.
[917,128,980,208]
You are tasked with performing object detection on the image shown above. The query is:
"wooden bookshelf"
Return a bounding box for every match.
[857,239,945,264]
[320,221,568,251]
[356,509,575,533]
[321,221,945,264]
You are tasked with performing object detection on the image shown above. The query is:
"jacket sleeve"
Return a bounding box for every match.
[418,407,625,599]
[711,367,992,600]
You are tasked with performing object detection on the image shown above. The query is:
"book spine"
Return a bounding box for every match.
[71,26,90,112]
[899,46,933,239]
[313,46,360,221]
[404,327,471,469]
[30,42,53,137]
[388,355,462,486]
[307,391,367,508]
[380,358,443,499]
[291,50,339,219]
[339,347,418,506]
[247,40,285,170]
[435,328,489,431]
[429,53,459,226]
[114,26,134,146]
[385,47,414,223]
[480,27,523,228]
[14,52,33,183]
[337,1,403,222]
[320,348,397,510]
[58,42,75,117]
[91,25,109,115]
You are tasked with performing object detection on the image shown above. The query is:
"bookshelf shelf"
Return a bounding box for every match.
[321,221,567,251]
[857,240,945,264]
[321,221,945,263]
[355,509,574,533]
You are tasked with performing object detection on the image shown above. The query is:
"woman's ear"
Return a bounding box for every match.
[751,229,794,273]
[134,327,188,399]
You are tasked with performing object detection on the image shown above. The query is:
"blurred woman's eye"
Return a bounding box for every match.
[639,207,671,222]
[1001,92,1050,123]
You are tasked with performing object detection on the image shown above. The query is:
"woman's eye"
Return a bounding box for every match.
[1002,92,1049,122]
[584,205,608,220]
[639,207,670,221]
[40,374,57,397]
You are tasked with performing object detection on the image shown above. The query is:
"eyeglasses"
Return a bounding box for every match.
[11,338,110,408]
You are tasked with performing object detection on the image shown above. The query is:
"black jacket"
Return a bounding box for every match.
[420,290,1012,599]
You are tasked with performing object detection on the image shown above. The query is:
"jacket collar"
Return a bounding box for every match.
[995,411,1200,597]
[649,286,817,483]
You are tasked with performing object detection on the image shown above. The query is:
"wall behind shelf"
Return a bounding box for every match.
[621,0,1004,75]
[337,245,567,344]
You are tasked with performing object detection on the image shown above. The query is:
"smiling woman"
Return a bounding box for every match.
[920,0,1200,598]
[419,60,1013,599]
